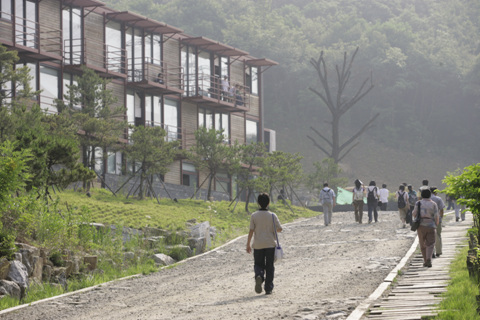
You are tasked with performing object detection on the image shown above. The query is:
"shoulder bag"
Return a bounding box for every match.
[272,214,284,262]
[411,202,422,232]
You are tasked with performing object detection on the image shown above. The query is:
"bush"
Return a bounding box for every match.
[0,231,16,260]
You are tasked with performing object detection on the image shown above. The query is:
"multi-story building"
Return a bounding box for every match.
[0,0,277,200]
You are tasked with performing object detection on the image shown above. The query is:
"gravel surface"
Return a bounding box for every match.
[2,210,416,320]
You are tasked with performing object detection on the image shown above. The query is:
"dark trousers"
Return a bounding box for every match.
[367,200,378,222]
[253,248,275,292]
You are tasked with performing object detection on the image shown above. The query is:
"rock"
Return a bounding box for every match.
[0,280,21,300]
[65,260,74,277]
[190,222,211,249]
[124,252,135,262]
[42,265,52,282]
[14,252,22,262]
[143,227,162,237]
[31,256,44,282]
[166,245,193,260]
[151,254,176,266]
[187,237,206,255]
[52,267,67,289]
[6,260,29,299]
[84,255,98,271]
[0,258,10,280]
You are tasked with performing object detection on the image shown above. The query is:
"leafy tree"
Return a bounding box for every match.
[56,67,127,191]
[307,47,377,166]
[442,164,480,216]
[188,127,237,201]
[125,125,180,200]
[306,158,348,194]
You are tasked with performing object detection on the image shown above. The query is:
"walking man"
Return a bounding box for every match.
[320,183,336,226]
[396,185,409,228]
[430,187,445,258]
[378,184,390,211]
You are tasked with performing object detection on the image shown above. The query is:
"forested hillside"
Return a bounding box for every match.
[105,0,480,188]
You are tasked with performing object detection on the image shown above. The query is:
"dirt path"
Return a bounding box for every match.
[2,210,416,320]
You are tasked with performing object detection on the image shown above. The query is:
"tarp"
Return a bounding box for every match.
[336,187,366,205]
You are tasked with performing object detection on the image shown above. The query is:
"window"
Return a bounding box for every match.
[63,72,80,109]
[63,7,82,65]
[16,62,37,95]
[145,33,162,64]
[126,90,135,129]
[107,151,122,175]
[40,65,59,113]
[15,0,37,48]
[251,67,258,95]
[105,21,123,73]
[164,98,178,141]
[198,107,213,130]
[145,94,162,126]
[182,162,197,187]
[1,0,12,20]
[215,171,230,194]
[246,120,258,144]
[215,112,229,142]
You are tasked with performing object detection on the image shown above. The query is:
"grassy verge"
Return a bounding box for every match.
[435,245,479,319]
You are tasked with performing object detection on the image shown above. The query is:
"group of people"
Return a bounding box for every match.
[221,76,244,105]
[244,179,466,296]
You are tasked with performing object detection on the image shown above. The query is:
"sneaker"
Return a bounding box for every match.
[255,276,263,294]
[265,291,272,295]
[368,220,372,224]
[426,259,432,268]
[456,217,459,222]
[402,223,406,228]
[436,253,442,257]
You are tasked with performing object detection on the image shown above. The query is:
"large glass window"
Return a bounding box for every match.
[16,62,37,95]
[164,98,178,141]
[182,162,197,188]
[215,112,229,142]
[1,0,12,20]
[40,66,59,113]
[251,67,258,95]
[153,95,161,126]
[63,7,82,65]
[126,90,135,126]
[106,21,123,73]
[63,72,80,109]
[181,46,197,96]
[246,119,258,144]
[15,0,37,48]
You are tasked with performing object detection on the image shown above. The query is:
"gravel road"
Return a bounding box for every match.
[2,210,416,320]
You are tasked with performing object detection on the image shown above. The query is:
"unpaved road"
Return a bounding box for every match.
[3,210,416,320]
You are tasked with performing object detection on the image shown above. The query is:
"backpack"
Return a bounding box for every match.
[397,191,406,209]
[408,190,417,206]
[321,188,332,202]
[367,187,377,202]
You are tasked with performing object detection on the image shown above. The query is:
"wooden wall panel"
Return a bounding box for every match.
[0,20,12,43]
[181,101,197,149]
[247,95,259,118]
[164,161,180,185]
[84,13,104,69]
[39,0,61,54]
[230,114,245,145]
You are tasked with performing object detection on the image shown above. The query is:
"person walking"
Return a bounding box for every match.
[395,185,409,228]
[319,183,336,226]
[430,187,445,258]
[246,193,283,295]
[378,184,390,211]
[418,179,429,200]
[445,194,454,210]
[366,181,379,223]
[407,185,417,225]
[412,189,439,268]
[352,179,365,224]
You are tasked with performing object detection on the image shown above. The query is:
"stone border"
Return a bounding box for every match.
[346,210,455,320]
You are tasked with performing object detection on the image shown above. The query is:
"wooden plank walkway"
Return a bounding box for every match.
[364,212,472,320]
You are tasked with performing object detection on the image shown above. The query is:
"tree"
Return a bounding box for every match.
[306,158,348,194]
[307,47,377,165]
[56,67,126,191]
[125,125,180,200]
[188,127,237,200]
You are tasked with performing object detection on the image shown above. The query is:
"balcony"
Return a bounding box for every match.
[64,38,127,78]
[0,12,62,61]
[127,57,183,95]
[184,73,250,112]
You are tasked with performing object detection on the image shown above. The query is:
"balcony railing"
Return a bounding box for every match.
[0,11,62,58]
[184,73,250,110]
[64,38,127,75]
[127,57,183,92]
[129,120,195,150]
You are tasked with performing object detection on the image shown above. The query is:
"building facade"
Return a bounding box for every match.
[0,0,277,200]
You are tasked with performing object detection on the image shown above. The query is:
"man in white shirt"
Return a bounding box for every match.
[378,184,389,211]
[319,183,336,226]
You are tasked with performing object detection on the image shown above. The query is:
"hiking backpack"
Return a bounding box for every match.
[397,191,406,209]
[367,187,377,202]
[408,190,417,206]
[321,188,332,202]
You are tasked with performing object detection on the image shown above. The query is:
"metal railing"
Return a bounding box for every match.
[185,73,250,109]
[130,121,195,149]
[64,38,127,74]
[0,11,62,57]
[127,57,184,90]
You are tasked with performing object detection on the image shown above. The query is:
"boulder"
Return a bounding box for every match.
[42,265,52,282]
[0,258,10,280]
[17,243,40,277]
[31,256,43,282]
[6,260,29,299]
[84,255,98,271]
[187,237,207,255]
[151,253,176,266]
[0,280,21,300]
[52,267,67,289]
[65,260,74,277]
[190,222,211,249]
[166,245,193,260]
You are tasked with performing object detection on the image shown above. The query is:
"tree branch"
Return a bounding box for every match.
[306,135,331,157]
[338,141,360,162]
[310,126,333,147]
[339,113,380,152]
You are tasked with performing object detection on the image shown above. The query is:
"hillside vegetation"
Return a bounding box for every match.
[104,0,480,188]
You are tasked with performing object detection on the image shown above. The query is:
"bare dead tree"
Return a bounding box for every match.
[307,47,378,164]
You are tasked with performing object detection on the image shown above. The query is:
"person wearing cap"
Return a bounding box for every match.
[430,187,445,258]
[352,179,365,224]
[412,189,439,267]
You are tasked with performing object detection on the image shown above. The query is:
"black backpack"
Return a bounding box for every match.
[367,187,376,202]
[397,191,406,209]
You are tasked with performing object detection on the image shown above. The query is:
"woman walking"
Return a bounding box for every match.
[366,181,379,223]
[246,193,283,295]
[352,179,365,224]
[412,189,439,267]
